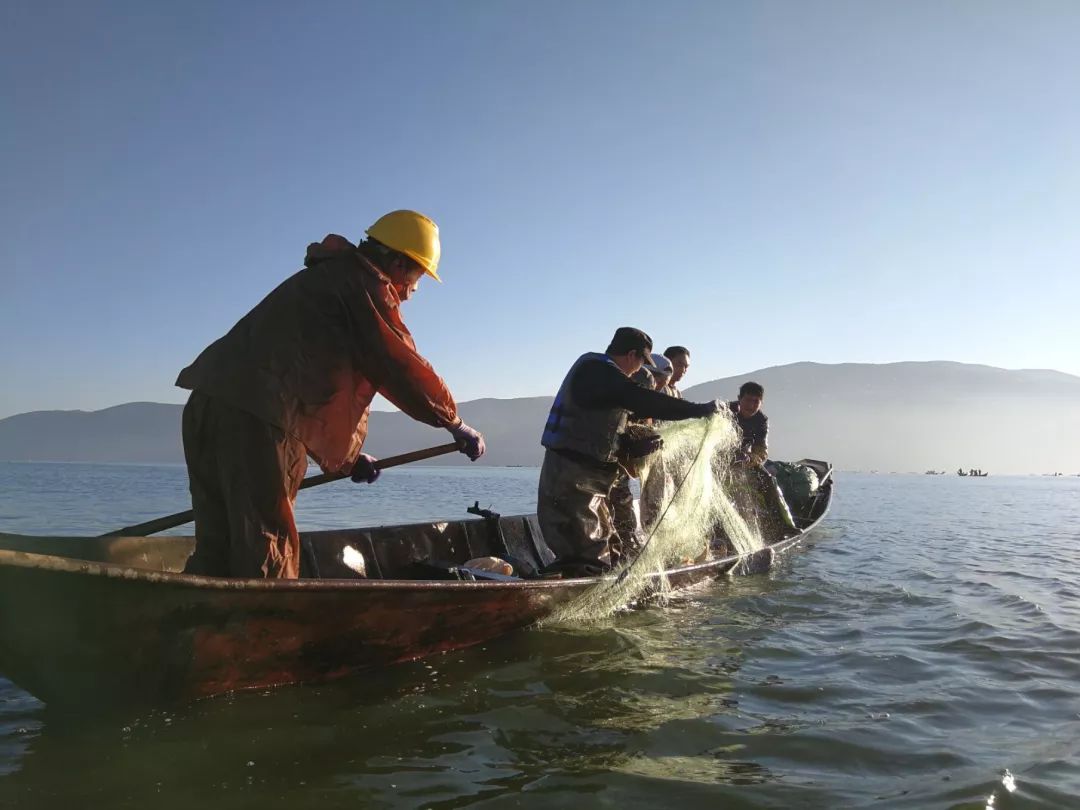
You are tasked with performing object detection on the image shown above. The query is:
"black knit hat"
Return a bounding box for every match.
[606,326,653,356]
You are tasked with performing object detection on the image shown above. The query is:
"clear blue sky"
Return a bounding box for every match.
[2,0,1078,418]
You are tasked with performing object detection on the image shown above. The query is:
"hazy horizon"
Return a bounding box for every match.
[2,358,1079,421]
[4,360,1078,475]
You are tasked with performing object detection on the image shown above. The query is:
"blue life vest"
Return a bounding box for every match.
[542,353,629,464]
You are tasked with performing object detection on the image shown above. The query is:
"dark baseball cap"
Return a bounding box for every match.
[606,326,654,357]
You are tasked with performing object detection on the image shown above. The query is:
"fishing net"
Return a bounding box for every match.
[546,410,764,624]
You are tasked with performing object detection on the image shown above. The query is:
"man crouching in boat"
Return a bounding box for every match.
[538,327,720,577]
[174,210,485,578]
[729,381,798,537]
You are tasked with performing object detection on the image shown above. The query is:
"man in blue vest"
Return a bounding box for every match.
[538,327,721,576]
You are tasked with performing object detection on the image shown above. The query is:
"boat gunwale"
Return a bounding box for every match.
[0,546,735,591]
[0,484,830,592]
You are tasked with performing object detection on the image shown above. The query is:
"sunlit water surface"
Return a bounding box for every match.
[1,463,1078,809]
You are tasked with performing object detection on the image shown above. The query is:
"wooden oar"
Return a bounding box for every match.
[101,442,460,538]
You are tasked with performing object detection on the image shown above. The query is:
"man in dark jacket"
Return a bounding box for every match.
[728,381,797,535]
[729,381,769,466]
[538,327,720,575]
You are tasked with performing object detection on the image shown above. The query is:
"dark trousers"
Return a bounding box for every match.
[181,391,309,578]
[537,449,620,573]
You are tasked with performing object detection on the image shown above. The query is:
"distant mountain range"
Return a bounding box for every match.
[2,362,1079,474]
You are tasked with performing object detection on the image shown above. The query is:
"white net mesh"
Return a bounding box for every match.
[546,410,765,624]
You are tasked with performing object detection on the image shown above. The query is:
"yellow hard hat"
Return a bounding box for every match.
[365,209,442,282]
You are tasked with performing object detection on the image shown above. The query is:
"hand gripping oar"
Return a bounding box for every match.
[101,442,460,537]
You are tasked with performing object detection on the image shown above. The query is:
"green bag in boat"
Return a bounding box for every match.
[767,461,819,513]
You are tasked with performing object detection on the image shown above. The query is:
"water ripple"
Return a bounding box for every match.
[1,468,1079,808]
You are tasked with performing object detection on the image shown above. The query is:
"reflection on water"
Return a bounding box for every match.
[2,467,1080,808]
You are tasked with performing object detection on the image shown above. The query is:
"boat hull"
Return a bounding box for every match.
[0,557,594,706]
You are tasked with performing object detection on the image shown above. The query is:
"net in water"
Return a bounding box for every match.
[547,410,764,624]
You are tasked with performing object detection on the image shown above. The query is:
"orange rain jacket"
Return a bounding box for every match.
[176,236,460,473]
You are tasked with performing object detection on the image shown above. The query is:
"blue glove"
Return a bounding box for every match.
[449,421,486,461]
[350,453,381,484]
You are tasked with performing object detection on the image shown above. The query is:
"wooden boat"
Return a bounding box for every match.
[0,460,832,709]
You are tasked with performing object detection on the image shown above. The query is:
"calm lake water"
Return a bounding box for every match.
[1,462,1079,809]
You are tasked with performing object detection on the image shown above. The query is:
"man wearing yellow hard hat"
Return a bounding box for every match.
[175,210,485,579]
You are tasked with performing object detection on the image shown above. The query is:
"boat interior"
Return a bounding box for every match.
[0,507,553,581]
